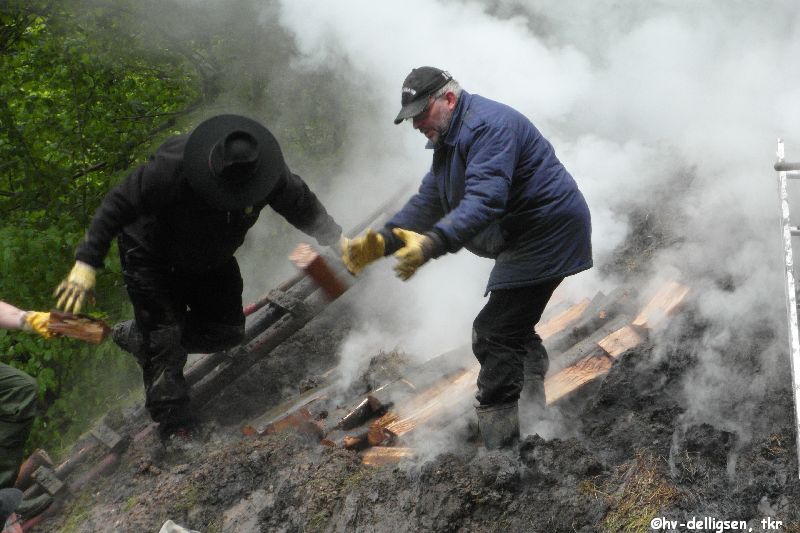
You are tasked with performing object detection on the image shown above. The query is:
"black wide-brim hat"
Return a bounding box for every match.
[184,114,284,210]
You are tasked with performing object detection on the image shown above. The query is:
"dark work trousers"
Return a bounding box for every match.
[472,278,562,405]
[120,238,245,432]
[0,362,37,488]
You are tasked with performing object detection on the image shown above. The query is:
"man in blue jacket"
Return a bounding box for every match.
[342,67,592,449]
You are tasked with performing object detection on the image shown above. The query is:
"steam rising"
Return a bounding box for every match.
[167,1,799,447]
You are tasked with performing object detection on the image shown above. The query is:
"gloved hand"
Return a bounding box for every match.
[392,228,432,281]
[54,261,96,314]
[341,229,385,275]
[23,312,54,340]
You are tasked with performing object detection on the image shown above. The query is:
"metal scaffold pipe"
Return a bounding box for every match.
[775,138,800,479]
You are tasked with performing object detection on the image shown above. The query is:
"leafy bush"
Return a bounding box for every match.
[0,225,139,455]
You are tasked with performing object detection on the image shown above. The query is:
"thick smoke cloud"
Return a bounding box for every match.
[265,0,800,438]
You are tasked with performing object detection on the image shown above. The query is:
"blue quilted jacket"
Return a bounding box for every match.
[382,91,592,293]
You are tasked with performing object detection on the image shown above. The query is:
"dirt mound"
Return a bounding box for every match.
[30,294,800,533]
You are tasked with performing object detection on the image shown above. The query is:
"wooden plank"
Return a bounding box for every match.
[361,447,415,466]
[385,366,478,438]
[549,314,631,372]
[632,281,690,330]
[597,325,644,358]
[537,298,591,340]
[545,353,615,404]
[545,287,637,355]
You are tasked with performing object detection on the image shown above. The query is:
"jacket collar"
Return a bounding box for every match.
[425,90,471,150]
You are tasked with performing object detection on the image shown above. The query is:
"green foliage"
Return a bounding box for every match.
[0,225,139,455]
[0,0,201,231]
[0,0,361,459]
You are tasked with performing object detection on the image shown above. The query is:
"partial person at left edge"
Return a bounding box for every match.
[0,301,57,530]
[53,114,343,443]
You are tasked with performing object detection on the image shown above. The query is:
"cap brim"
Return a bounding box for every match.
[183,114,284,210]
[393,98,429,125]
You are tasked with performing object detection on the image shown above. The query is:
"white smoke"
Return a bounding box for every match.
[263,0,800,441]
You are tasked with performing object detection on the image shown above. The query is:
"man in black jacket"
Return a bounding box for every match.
[54,114,342,440]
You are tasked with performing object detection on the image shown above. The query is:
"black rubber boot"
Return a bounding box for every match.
[520,373,546,411]
[0,488,22,527]
[15,492,52,520]
[111,319,143,355]
[475,401,520,450]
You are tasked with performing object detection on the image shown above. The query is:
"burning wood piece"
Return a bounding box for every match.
[537,297,591,340]
[361,447,415,466]
[598,325,644,358]
[545,353,615,405]
[289,243,347,300]
[548,314,632,373]
[343,432,371,451]
[47,311,110,344]
[255,408,323,440]
[368,413,399,447]
[384,367,478,439]
[336,396,384,431]
[545,287,638,355]
[632,280,690,330]
[244,390,330,435]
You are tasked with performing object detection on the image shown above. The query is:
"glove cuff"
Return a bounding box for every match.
[423,231,447,260]
[20,312,32,331]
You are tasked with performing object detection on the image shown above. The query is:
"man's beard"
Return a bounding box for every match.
[429,108,454,148]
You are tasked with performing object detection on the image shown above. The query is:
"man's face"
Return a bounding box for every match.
[411,92,456,146]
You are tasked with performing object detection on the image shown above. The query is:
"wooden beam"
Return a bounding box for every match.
[385,366,478,438]
[537,297,591,340]
[545,287,638,355]
[545,353,615,404]
[361,447,415,466]
[632,281,690,330]
[598,325,644,358]
[549,314,632,372]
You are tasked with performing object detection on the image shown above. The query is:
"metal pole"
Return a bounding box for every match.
[776,138,800,479]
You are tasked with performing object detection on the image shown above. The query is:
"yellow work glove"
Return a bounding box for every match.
[392,228,431,281]
[341,229,385,275]
[23,311,55,340]
[54,261,97,314]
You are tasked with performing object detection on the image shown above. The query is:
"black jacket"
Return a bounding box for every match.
[76,135,341,272]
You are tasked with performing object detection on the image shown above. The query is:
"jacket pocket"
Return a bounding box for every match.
[465,222,510,258]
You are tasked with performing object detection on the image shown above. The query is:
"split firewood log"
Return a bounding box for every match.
[47,311,110,344]
[289,243,347,300]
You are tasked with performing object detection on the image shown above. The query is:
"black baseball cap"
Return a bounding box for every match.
[393,66,453,124]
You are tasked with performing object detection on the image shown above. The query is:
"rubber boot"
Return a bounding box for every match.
[0,488,22,527]
[111,319,142,355]
[15,493,52,520]
[520,373,546,412]
[475,401,520,450]
[521,338,548,417]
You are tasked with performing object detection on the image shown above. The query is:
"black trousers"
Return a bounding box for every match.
[120,238,245,429]
[472,278,562,405]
